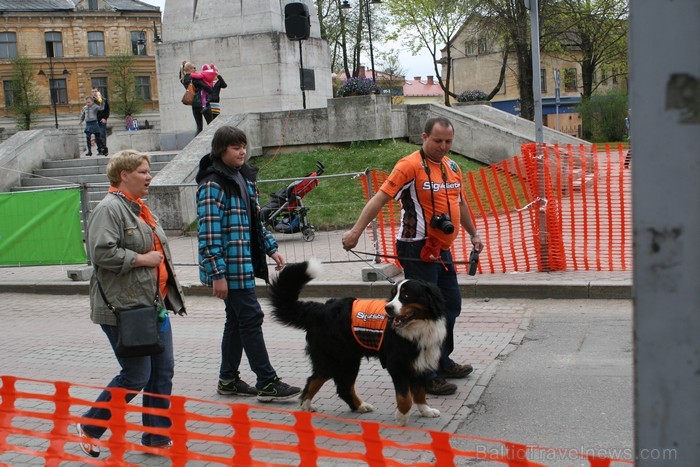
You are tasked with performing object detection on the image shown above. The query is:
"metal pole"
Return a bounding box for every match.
[366,0,377,83]
[49,55,58,129]
[299,41,306,109]
[530,0,543,144]
[364,168,381,263]
[528,0,548,270]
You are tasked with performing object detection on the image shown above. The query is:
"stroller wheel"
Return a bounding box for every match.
[302,227,315,242]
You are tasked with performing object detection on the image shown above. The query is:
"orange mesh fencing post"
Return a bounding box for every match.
[294,410,318,466]
[466,169,493,273]
[429,430,455,466]
[230,403,253,465]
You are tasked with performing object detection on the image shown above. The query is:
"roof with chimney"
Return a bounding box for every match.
[403,76,444,98]
[0,0,159,12]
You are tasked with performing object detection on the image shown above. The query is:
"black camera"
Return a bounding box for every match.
[468,248,480,276]
[430,213,455,234]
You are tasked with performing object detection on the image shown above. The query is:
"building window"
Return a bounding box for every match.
[600,68,608,83]
[540,68,547,93]
[91,77,108,100]
[131,31,147,56]
[88,31,105,56]
[612,67,619,84]
[465,40,477,56]
[135,76,151,101]
[564,68,577,92]
[88,0,98,10]
[50,79,68,105]
[0,32,18,59]
[3,80,14,108]
[45,31,64,58]
[478,37,491,54]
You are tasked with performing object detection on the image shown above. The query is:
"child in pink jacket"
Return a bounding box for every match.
[189,64,217,109]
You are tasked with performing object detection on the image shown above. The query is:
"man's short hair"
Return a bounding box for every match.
[210,126,248,161]
[424,117,454,135]
[106,150,151,187]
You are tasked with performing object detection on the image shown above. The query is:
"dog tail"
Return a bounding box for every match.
[269,258,324,330]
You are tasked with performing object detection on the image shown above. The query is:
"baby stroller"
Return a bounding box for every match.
[260,161,325,242]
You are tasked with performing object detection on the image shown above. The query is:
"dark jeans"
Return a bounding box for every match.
[98,121,108,151]
[220,288,276,388]
[396,240,461,379]
[192,106,213,135]
[81,318,174,446]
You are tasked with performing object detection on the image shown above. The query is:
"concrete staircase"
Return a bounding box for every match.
[12,152,178,213]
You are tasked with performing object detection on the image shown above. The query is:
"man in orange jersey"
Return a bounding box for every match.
[342,116,484,395]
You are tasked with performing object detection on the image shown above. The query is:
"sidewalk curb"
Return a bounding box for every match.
[0,280,632,299]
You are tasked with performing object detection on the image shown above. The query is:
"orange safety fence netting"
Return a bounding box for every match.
[360,143,632,273]
[0,375,633,466]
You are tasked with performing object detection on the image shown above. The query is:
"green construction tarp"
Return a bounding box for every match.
[0,189,88,266]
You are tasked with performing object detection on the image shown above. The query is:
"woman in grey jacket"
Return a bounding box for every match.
[76,150,187,458]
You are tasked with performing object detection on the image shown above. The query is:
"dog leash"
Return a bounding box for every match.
[349,249,478,266]
[349,250,397,285]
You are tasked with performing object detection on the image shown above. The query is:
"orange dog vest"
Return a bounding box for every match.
[351,300,389,351]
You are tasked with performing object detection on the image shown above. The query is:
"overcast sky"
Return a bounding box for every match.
[138,0,437,79]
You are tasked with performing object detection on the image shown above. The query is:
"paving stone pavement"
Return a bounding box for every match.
[0,291,530,465]
[0,230,632,465]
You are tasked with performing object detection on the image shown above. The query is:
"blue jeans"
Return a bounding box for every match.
[220,288,276,388]
[81,317,174,446]
[396,240,462,379]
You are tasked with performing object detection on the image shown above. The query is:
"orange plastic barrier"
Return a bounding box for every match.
[362,144,632,273]
[0,375,633,466]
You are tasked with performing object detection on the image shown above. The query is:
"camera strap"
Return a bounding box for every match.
[420,149,453,226]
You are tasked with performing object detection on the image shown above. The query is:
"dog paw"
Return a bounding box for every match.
[394,409,409,426]
[300,400,318,412]
[355,402,374,413]
[417,404,440,418]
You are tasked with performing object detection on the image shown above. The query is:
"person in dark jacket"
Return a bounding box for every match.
[196,125,301,402]
[92,88,110,156]
[180,60,212,135]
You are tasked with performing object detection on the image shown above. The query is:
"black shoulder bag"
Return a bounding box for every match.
[96,278,164,358]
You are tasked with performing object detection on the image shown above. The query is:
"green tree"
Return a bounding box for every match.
[384,0,473,106]
[547,0,628,99]
[315,0,390,79]
[9,55,42,130]
[108,53,143,119]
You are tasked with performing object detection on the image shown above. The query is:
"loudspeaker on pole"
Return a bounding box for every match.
[284,2,311,41]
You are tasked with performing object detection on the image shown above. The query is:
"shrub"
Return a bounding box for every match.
[456,90,489,102]
[577,89,628,142]
[336,77,380,97]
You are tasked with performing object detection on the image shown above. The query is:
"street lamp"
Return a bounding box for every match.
[38,55,70,129]
[340,0,382,83]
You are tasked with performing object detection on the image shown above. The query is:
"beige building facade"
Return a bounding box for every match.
[442,21,627,136]
[0,0,161,126]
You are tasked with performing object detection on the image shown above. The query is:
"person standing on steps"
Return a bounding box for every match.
[179,60,212,135]
[79,95,105,157]
[342,116,485,396]
[92,88,110,156]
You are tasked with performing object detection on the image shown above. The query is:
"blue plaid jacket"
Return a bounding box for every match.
[196,161,278,290]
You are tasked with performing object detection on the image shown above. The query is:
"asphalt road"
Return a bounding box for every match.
[456,299,634,466]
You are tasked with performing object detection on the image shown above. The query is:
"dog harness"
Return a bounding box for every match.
[351,300,389,351]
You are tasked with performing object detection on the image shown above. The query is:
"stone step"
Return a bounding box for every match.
[33,160,172,178]
[21,161,171,187]
[41,152,177,169]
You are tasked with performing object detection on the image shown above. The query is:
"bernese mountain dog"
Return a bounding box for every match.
[269,259,447,426]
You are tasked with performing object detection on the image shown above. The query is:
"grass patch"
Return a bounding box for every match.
[250,140,485,230]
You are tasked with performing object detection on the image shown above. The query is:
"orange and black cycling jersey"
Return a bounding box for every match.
[379,150,464,249]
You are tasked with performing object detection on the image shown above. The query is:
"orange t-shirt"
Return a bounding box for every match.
[380,151,464,249]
